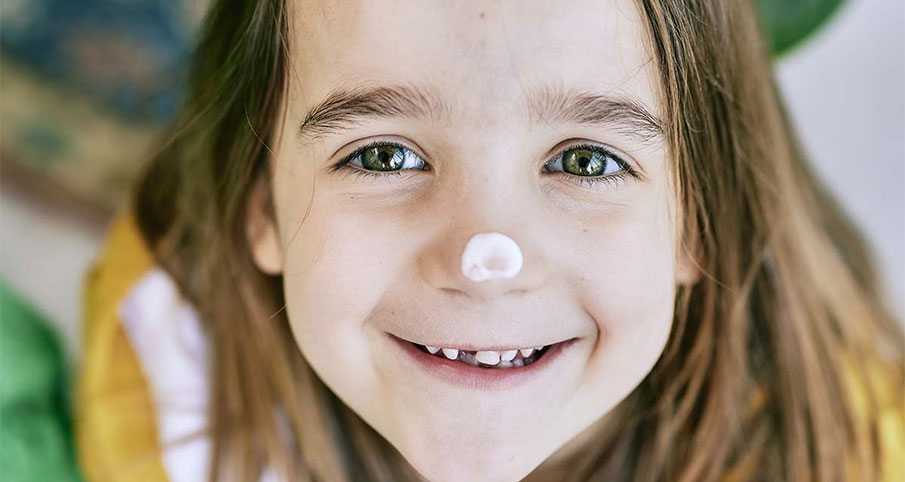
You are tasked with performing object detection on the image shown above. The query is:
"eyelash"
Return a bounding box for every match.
[327,140,639,190]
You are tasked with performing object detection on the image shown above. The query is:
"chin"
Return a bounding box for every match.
[402,444,544,482]
[386,417,563,482]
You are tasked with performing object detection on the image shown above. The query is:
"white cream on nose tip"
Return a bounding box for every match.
[461,232,524,282]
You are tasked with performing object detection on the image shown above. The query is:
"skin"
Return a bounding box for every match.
[249,1,700,481]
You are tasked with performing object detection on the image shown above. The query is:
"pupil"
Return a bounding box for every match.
[362,146,404,171]
[564,148,605,176]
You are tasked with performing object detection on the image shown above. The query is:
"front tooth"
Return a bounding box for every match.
[426,346,440,354]
[442,348,459,360]
[475,351,501,365]
[500,350,517,362]
[519,348,535,357]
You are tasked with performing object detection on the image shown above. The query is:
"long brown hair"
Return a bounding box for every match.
[133,0,904,480]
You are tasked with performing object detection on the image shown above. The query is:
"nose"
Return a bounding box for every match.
[418,226,552,301]
[416,151,554,301]
[461,232,524,282]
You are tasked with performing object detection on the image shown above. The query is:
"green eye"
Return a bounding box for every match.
[543,144,637,190]
[360,145,406,171]
[330,141,428,182]
[562,147,616,176]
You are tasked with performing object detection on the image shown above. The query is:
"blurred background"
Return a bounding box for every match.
[0,0,902,480]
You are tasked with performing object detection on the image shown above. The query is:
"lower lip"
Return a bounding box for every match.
[387,333,578,391]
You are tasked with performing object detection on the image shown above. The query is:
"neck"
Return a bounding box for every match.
[526,413,613,481]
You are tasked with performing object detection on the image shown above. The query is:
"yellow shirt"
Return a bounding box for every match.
[76,212,904,481]
[77,212,169,482]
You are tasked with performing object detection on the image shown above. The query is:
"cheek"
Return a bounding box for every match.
[270,148,380,400]
[278,200,401,404]
[573,194,676,402]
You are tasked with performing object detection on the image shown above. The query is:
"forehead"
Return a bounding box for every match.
[288,0,659,129]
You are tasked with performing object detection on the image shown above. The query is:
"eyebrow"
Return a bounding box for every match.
[527,86,663,142]
[297,84,663,142]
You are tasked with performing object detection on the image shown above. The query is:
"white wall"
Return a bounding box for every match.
[776,0,905,319]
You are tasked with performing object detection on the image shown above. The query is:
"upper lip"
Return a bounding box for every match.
[389,333,576,351]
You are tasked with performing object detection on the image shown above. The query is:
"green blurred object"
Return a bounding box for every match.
[758,0,847,56]
[0,282,83,482]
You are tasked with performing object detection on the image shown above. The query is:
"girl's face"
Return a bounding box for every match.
[252,0,698,480]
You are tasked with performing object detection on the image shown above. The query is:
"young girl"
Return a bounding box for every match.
[76,0,905,481]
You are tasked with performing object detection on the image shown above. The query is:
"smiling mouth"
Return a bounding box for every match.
[404,340,562,369]
[418,344,550,368]
[387,333,580,390]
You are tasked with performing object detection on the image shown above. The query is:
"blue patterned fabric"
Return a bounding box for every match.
[0,0,200,122]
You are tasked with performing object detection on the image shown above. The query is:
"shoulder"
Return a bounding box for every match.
[721,349,904,482]
[77,211,168,481]
[839,350,904,482]
[77,212,286,482]
[77,211,212,482]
